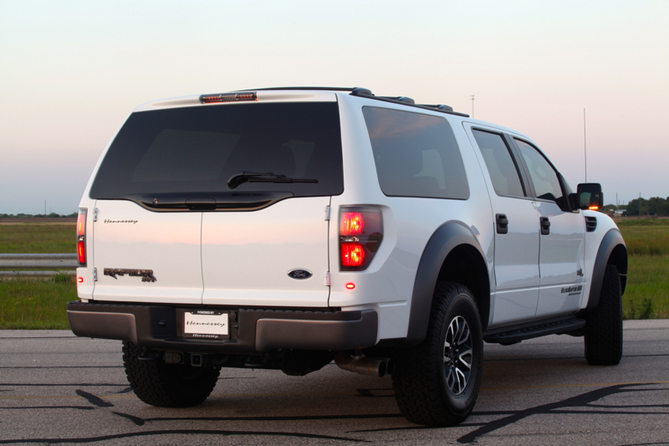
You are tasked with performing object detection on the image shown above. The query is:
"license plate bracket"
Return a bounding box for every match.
[182,310,229,340]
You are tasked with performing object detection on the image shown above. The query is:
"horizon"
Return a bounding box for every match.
[3,195,668,218]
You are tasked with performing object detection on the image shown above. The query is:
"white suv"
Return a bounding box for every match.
[68,87,627,426]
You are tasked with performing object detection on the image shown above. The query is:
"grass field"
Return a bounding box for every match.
[0,217,667,328]
[0,221,76,253]
[0,273,76,329]
[616,218,669,319]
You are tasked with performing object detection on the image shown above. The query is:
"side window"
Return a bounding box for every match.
[514,139,565,206]
[362,107,469,199]
[472,130,525,197]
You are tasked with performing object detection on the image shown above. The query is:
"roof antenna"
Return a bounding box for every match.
[583,108,587,182]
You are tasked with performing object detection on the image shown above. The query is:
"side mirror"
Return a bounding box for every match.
[571,183,603,210]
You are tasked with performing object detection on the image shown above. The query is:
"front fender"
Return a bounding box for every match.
[585,228,627,312]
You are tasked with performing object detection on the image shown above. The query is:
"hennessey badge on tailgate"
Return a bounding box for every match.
[104,268,157,282]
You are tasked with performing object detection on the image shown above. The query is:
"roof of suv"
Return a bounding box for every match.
[134,87,469,117]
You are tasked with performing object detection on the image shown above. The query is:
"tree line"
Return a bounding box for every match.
[0,212,78,218]
[604,197,669,216]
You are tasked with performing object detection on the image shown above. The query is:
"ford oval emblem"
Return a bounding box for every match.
[288,269,313,280]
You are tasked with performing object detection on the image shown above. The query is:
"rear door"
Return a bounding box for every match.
[468,127,540,325]
[87,105,214,304]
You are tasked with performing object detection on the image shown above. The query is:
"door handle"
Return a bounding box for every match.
[496,214,509,234]
[540,217,550,235]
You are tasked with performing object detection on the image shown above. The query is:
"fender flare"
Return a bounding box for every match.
[585,228,628,312]
[405,221,489,345]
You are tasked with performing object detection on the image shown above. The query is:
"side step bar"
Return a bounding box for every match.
[484,317,586,345]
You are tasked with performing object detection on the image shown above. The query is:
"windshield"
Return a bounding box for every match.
[90,102,343,199]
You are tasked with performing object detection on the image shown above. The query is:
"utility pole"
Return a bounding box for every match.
[471,95,475,118]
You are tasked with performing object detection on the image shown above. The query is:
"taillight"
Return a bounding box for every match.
[339,207,383,271]
[77,210,86,266]
[341,244,365,267]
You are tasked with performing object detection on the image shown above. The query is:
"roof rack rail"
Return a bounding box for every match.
[420,104,455,112]
[232,87,467,117]
[350,88,467,117]
[242,86,357,92]
[380,96,415,104]
[351,87,373,96]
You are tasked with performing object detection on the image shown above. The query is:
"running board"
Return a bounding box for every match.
[483,317,586,345]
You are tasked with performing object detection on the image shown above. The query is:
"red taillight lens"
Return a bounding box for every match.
[341,243,365,267]
[339,207,383,271]
[77,210,86,266]
[341,212,365,235]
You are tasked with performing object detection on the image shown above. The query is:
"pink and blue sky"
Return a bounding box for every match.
[1,0,667,214]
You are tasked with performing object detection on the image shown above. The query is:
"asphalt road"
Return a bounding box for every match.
[1,320,668,445]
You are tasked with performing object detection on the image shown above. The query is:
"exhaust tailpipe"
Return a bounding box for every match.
[334,353,395,377]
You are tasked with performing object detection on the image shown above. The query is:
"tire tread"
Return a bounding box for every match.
[392,282,483,426]
[122,341,220,408]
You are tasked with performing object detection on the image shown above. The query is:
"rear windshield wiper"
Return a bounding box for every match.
[227,171,318,189]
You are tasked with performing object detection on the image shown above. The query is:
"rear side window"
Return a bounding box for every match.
[472,130,526,197]
[90,102,343,199]
[362,107,469,200]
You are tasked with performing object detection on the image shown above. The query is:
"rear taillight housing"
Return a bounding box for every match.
[339,207,383,271]
[77,209,86,266]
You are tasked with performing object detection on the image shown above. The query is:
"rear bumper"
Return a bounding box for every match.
[66,301,378,353]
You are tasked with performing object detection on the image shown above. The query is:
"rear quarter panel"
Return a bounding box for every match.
[330,96,494,340]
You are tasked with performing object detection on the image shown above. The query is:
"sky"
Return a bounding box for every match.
[1,0,668,214]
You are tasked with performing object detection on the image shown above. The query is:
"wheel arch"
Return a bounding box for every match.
[405,221,491,346]
[585,228,628,313]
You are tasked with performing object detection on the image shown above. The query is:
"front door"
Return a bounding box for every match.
[514,139,586,317]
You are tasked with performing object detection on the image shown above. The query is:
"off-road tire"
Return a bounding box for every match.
[122,341,220,407]
[392,282,483,426]
[584,265,623,365]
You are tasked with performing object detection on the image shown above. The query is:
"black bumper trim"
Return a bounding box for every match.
[66,301,378,353]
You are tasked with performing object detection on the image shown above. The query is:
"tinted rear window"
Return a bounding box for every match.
[90,102,343,198]
[363,107,469,200]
